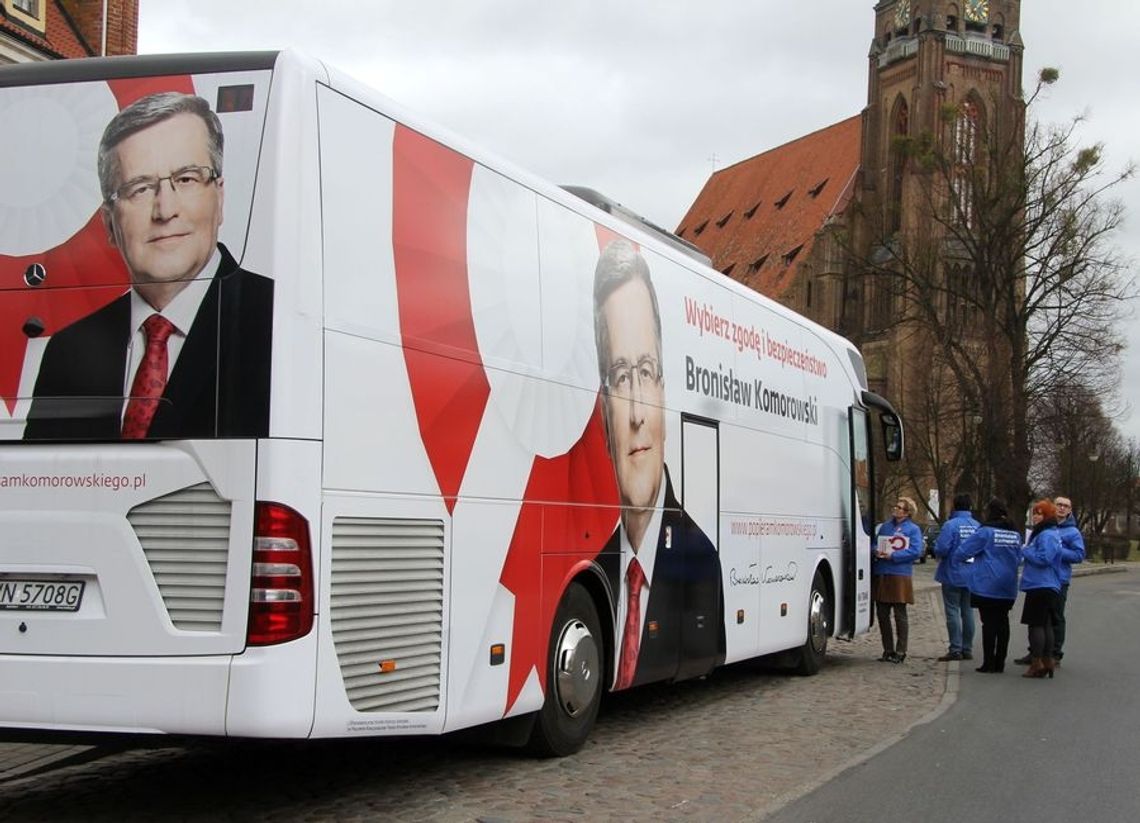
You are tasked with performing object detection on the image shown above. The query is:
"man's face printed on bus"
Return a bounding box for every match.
[601,277,665,513]
[103,113,224,294]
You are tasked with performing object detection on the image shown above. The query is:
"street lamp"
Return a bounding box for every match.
[971,414,984,502]
[1089,451,1101,562]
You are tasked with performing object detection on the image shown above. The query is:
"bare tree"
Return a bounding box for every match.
[849,70,1136,522]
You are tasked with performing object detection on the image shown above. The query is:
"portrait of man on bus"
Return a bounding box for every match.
[592,238,725,690]
[23,91,273,441]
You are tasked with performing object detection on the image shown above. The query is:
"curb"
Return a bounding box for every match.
[1072,562,1131,577]
[758,585,956,820]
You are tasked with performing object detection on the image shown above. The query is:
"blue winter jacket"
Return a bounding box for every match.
[934,509,979,587]
[1020,523,1063,593]
[954,524,1021,600]
[1056,514,1086,584]
[872,517,923,577]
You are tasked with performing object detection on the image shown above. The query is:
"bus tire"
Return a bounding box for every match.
[527,582,603,757]
[794,570,831,676]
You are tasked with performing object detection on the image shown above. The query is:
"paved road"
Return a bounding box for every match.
[766,567,1139,823]
[0,563,1126,821]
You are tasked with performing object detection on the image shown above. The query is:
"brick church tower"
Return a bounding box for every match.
[855,0,1024,370]
[852,1,1025,513]
[679,1,1026,518]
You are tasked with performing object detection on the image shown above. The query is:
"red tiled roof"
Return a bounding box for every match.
[677,114,862,298]
[1,2,94,60]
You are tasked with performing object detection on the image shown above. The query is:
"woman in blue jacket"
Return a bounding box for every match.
[1020,499,1065,679]
[954,499,1021,673]
[872,496,923,663]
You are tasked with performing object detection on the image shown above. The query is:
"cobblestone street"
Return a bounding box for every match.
[0,563,971,821]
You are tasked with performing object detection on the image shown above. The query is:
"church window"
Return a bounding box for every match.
[888,97,909,233]
[944,265,978,330]
[946,15,958,31]
[992,23,1004,40]
[951,99,981,227]
[870,276,894,329]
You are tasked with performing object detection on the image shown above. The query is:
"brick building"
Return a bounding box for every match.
[1,0,137,63]
[679,1,1024,518]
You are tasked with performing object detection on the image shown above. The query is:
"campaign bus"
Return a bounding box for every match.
[0,50,902,756]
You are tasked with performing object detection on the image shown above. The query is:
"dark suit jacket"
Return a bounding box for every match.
[600,468,726,688]
[24,244,273,440]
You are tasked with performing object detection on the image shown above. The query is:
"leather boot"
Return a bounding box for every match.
[1022,658,1047,678]
[1042,657,1056,679]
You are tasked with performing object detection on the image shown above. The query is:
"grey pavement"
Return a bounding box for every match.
[0,741,96,782]
[0,560,1129,818]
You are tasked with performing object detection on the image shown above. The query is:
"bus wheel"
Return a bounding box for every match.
[527,583,603,757]
[794,570,831,676]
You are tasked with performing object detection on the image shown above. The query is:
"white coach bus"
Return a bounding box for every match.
[0,50,902,755]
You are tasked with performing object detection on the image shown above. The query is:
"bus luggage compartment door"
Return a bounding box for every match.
[0,440,256,657]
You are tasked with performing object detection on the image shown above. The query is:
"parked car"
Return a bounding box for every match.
[920,523,941,563]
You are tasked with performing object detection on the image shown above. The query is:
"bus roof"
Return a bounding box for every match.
[0,51,280,88]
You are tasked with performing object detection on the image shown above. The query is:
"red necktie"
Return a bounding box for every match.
[122,314,176,439]
[616,557,646,689]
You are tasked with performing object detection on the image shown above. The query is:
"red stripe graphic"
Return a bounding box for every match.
[499,232,625,713]
[500,399,619,712]
[108,75,195,109]
[391,126,489,514]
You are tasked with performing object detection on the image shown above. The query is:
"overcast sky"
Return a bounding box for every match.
[138,0,1140,442]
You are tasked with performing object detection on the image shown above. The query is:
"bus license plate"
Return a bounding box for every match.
[0,580,85,612]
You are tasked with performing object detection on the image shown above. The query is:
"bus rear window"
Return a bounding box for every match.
[1,71,273,441]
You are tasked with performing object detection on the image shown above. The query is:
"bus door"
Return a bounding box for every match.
[676,414,723,679]
[844,407,874,637]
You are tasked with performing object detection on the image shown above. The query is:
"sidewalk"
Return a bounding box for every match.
[0,741,96,782]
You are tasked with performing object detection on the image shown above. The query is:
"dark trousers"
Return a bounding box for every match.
[976,600,1014,670]
[1052,582,1070,658]
[876,601,909,655]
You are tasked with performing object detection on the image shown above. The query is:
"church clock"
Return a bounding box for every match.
[894,0,911,30]
[964,0,989,23]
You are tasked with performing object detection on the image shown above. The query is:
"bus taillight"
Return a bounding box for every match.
[247,502,315,646]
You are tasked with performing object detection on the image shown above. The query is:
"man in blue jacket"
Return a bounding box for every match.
[934,494,979,661]
[1050,496,1085,663]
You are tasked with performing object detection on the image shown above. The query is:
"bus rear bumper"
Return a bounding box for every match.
[0,653,232,737]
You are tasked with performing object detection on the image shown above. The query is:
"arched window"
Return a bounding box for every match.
[888,96,909,233]
[951,98,983,226]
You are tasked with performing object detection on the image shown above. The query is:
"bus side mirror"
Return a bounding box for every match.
[881,413,903,462]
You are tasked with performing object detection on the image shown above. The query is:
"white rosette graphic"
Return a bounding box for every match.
[468,167,599,458]
[0,82,118,256]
